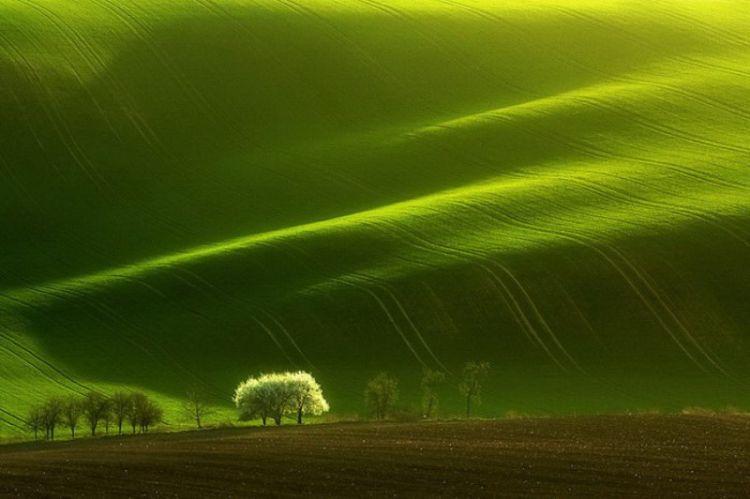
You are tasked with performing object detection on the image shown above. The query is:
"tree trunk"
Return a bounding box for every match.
[118,421,123,435]
[261,415,267,426]
[297,407,303,425]
[274,415,281,426]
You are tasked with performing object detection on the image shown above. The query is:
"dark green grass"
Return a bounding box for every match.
[1,0,749,435]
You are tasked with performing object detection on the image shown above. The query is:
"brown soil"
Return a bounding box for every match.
[0,415,748,498]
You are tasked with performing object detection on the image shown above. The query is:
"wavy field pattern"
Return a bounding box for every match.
[1,0,749,433]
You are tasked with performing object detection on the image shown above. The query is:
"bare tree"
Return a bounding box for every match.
[183,387,213,429]
[111,391,133,435]
[126,393,142,434]
[459,361,490,418]
[42,397,65,441]
[82,392,110,436]
[421,369,446,419]
[126,392,163,433]
[103,404,113,434]
[25,406,45,441]
[365,372,398,420]
[135,395,163,433]
[143,402,163,432]
[62,396,83,438]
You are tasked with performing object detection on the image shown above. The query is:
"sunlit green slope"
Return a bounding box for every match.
[1,0,749,434]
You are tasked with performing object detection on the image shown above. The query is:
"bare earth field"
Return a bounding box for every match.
[0,416,748,498]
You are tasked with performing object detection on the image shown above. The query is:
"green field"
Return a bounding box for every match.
[1,0,749,436]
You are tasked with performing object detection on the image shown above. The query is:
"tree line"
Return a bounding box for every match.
[21,362,489,440]
[365,361,490,420]
[25,391,163,441]
[234,361,490,425]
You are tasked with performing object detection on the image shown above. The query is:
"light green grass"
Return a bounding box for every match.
[1,0,749,436]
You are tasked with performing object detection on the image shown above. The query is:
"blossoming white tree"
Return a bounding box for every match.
[286,371,329,425]
[233,371,329,426]
[233,376,274,426]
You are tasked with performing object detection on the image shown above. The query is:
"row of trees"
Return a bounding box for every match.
[22,363,488,439]
[365,361,490,420]
[26,391,163,441]
[233,371,329,426]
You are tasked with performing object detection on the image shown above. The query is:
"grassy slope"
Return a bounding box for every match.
[1,0,749,434]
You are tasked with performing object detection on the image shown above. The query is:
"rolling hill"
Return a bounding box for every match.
[1,0,749,435]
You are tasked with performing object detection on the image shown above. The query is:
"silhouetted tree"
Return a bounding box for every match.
[135,395,162,433]
[183,387,213,429]
[459,361,490,418]
[111,391,133,435]
[103,404,113,434]
[126,393,144,434]
[62,396,83,438]
[421,369,446,419]
[42,397,65,441]
[25,406,45,441]
[82,392,110,436]
[365,372,398,420]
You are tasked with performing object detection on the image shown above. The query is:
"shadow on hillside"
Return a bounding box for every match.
[4,5,749,418]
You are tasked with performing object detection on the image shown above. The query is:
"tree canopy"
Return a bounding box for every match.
[233,371,329,425]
